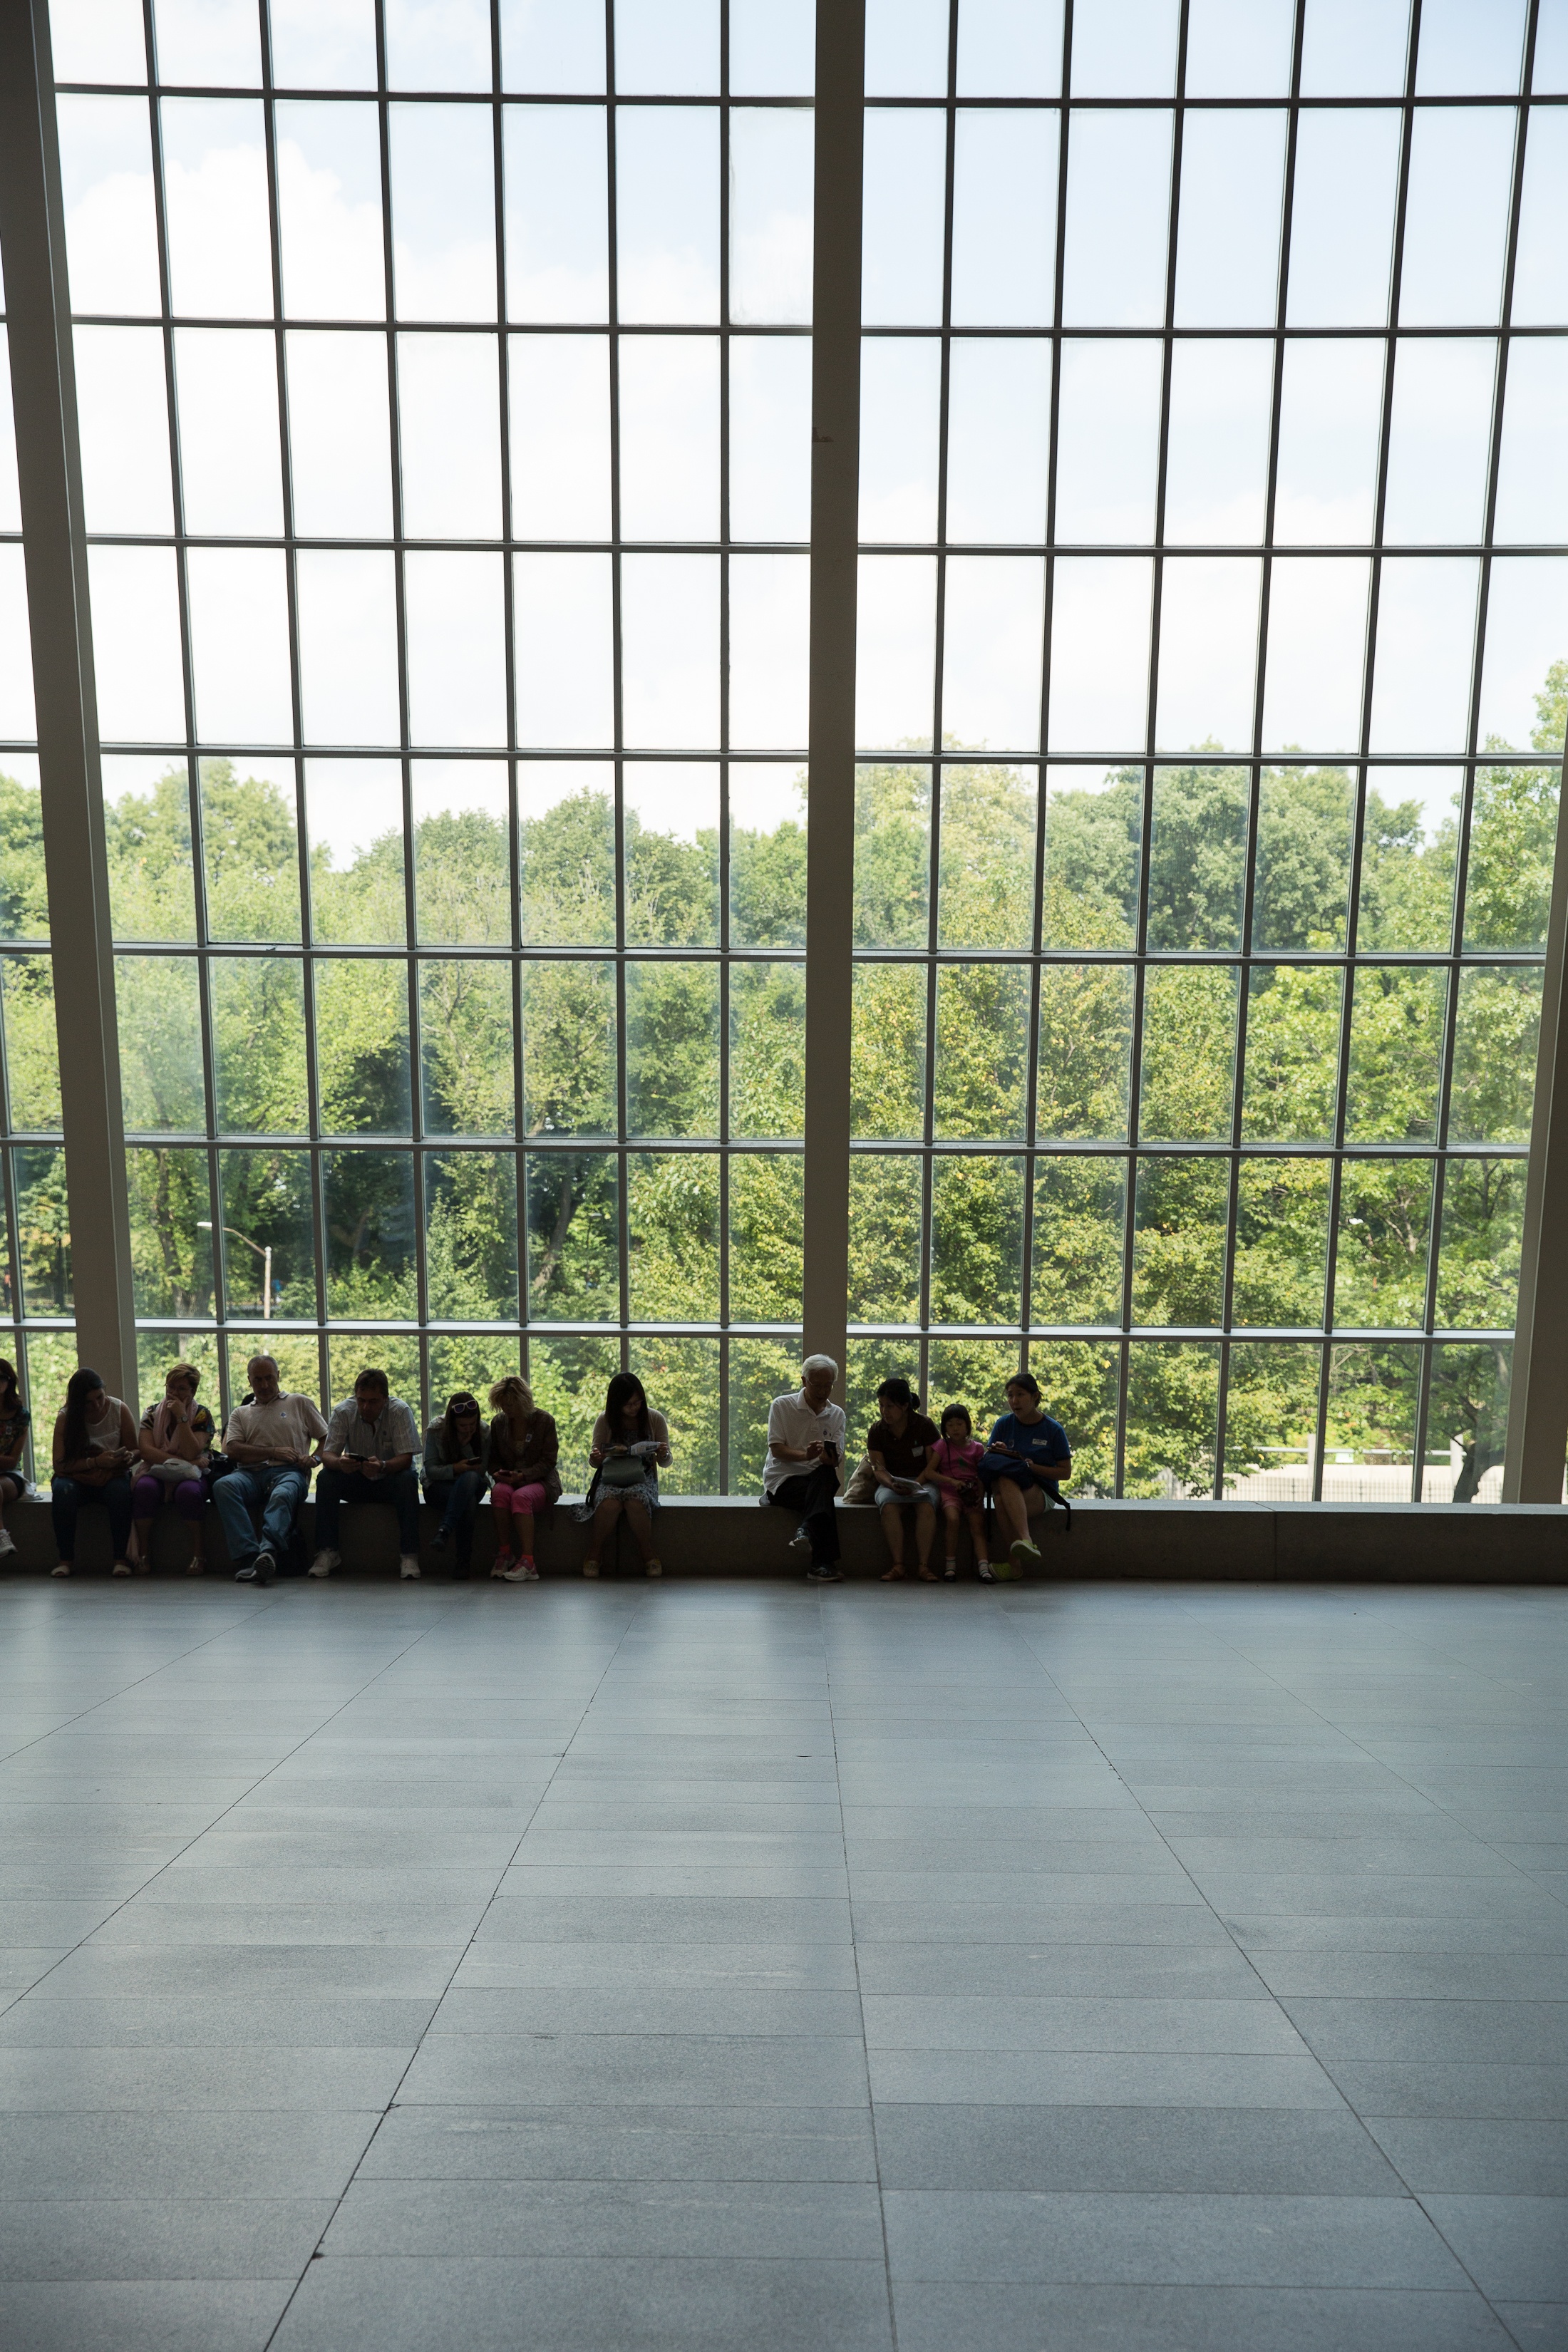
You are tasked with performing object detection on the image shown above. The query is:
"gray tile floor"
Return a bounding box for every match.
[0,1575,1564,2351]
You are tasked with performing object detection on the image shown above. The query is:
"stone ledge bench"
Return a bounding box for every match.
[2,1491,1562,1581]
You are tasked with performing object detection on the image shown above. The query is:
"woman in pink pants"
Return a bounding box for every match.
[487,1375,559,1581]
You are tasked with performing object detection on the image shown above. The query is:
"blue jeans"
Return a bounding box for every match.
[51,1474,133,1564]
[212,1463,309,1569]
[423,1470,486,1572]
[314,1465,420,1555]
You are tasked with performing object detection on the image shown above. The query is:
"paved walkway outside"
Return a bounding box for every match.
[0,1577,1563,2351]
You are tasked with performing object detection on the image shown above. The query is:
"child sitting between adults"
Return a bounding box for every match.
[927,1402,992,1582]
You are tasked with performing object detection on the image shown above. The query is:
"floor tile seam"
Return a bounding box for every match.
[0,1593,507,2023]
[1403,2188,1537,2350]
[257,1585,661,2352]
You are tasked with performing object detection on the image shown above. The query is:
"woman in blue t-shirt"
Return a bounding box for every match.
[979,1371,1071,1577]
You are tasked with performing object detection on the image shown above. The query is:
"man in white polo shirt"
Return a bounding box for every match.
[215,1353,328,1586]
[764,1354,847,1583]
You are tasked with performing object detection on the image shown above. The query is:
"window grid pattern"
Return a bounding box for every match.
[51,0,816,1488]
[850,0,1567,1500]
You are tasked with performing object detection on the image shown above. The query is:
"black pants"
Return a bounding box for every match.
[768,1467,840,1567]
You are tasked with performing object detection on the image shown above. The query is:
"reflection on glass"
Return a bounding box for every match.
[526,1153,619,1319]
[56,96,162,317]
[1435,1159,1524,1330]
[1047,559,1153,753]
[1400,108,1515,327]
[1037,961,1133,1139]
[1300,0,1410,95]
[946,341,1051,544]
[730,338,812,540]
[513,554,614,747]
[518,761,614,945]
[185,550,294,748]
[618,336,718,540]
[1155,562,1260,756]
[729,108,813,326]
[315,961,413,1137]
[210,960,308,1133]
[626,964,720,1138]
[127,1145,213,1319]
[200,757,302,944]
[503,105,609,321]
[324,1150,417,1318]
[1511,109,1568,325]
[1139,967,1239,1141]
[1448,966,1542,1144]
[296,551,401,747]
[286,331,393,537]
[175,329,283,537]
[1242,968,1343,1142]
[420,963,514,1138]
[1061,110,1172,328]
[509,334,611,537]
[412,761,510,945]
[938,763,1036,950]
[74,328,172,534]
[404,552,508,749]
[425,1150,519,1324]
[1232,1159,1331,1325]
[1147,765,1247,949]
[1185,0,1293,95]
[942,559,1045,754]
[731,764,807,948]
[931,1155,1026,1324]
[1261,558,1368,755]
[626,1154,719,1323]
[957,0,1064,96]
[1495,338,1568,545]
[1132,1157,1229,1323]
[950,110,1059,328]
[848,1154,922,1324]
[852,966,926,1141]
[398,332,502,539]
[276,101,386,320]
[1333,1162,1432,1327]
[308,759,406,947]
[219,1147,315,1318]
[1274,341,1384,545]
[1370,559,1479,754]
[389,103,497,323]
[116,956,205,1133]
[856,555,937,751]
[520,960,615,1134]
[1345,966,1448,1141]
[934,964,1029,1140]
[1286,110,1401,327]
[1071,0,1178,96]
[1054,341,1162,543]
[1356,766,1460,953]
[731,964,805,1138]
[616,108,719,325]
[1173,110,1286,329]
[1253,765,1353,951]
[620,555,720,749]
[160,99,272,319]
[728,1151,804,1320]
[1465,763,1560,951]
[1163,341,1272,547]
[1031,1157,1125,1326]
[861,110,947,326]
[859,340,941,543]
[627,762,719,935]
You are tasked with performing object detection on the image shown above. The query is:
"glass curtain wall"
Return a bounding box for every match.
[47,0,814,1490]
[0,275,71,1472]
[852,0,1568,1501]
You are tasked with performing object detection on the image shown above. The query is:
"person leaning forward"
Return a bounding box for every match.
[215,1354,328,1584]
[763,1355,847,1583]
[979,1370,1072,1577]
[311,1369,421,1580]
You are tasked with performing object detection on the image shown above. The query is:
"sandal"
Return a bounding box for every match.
[880,1566,907,1580]
[916,1567,939,1581]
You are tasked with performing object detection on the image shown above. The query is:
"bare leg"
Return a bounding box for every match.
[965,1504,990,1567]
[586,1493,622,1572]
[880,1500,906,1576]
[622,1495,655,1564]
[914,1500,937,1576]
[942,1501,963,1564]
[991,1479,1028,1546]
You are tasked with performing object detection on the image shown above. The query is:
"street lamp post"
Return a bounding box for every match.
[197,1223,273,1321]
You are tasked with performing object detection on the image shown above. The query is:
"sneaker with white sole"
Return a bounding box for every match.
[254,1547,277,1585]
[976,1562,995,1582]
[1008,1537,1041,1573]
[0,1528,16,1559]
[500,1557,539,1581]
[308,1549,339,1578]
[400,1555,421,1579]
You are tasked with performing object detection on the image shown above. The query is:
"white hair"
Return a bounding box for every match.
[801,1354,839,1379]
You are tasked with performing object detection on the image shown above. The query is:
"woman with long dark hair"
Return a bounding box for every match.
[574,1370,670,1579]
[421,1388,491,1579]
[0,1358,29,1562]
[51,1368,138,1577]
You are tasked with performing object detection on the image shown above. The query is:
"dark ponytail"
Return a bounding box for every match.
[61,1368,105,1462]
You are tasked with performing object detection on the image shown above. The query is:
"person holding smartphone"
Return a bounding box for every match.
[764,1355,847,1583]
[980,1371,1072,1577]
[867,1376,941,1581]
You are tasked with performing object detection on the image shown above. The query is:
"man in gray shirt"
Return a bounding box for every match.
[311,1368,421,1579]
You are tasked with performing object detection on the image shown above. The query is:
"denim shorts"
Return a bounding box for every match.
[874,1482,941,1511]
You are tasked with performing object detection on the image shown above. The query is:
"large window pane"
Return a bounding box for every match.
[930,1155,1026,1325]
[519,763,615,946]
[315,960,413,1137]
[1132,1157,1229,1327]
[1037,961,1134,1140]
[1138,967,1239,1142]
[1055,341,1162,544]
[857,556,937,751]
[731,965,805,1139]
[1345,967,1448,1142]
[74,328,172,535]
[425,1150,519,1324]
[851,965,928,1144]
[731,765,807,949]
[1447,967,1542,1144]
[200,758,302,944]
[1048,559,1153,754]
[1369,560,1479,755]
[625,963,720,1140]
[1155,562,1260,756]
[412,760,510,946]
[127,1145,213,1320]
[1382,339,1496,545]
[730,337,812,542]
[1233,1159,1331,1327]
[296,552,401,748]
[1125,1341,1221,1495]
[57,95,161,316]
[1174,110,1286,329]
[1031,1157,1125,1326]
[618,337,718,540]
[1435,1158,1524,1331]
[520,962,615,1135]
[933,964,1030,1140]
[503,105,609,322]
[87,547,185,743]
[862,110,946,326]
[513,555,614,748]
[616,108,719,325]
[950,110,1058,329]
[1495,339,1568,545]
[1286,110,1401,328]
[1333,1162,1433,1329]
[620,555,719,750]
[729,107,813,326]
[1186,0,1293,97]
[509,334,611,538]
[1061,111,1173,329]
[1274,341,1384,545]
[287,331,393,538]
[210,959,309,1134]
[1301,0,1410,96]
[859,340,941,544]
[626,765,718,948]
[218,1147,315,1319]
[1164,341,1273,547]
[275,103,385,323]
[389,103,497,323]
[186,550,294,746]
[526,1153,619,1321]
[161,100,273,320]
[848,1153,922,1324]
[1241,967,1343,1143]
[175,329,283,538]
[728,1151,803,1320]
[398,332,502,539]
[404,552,507,750]
[1253,765,1354,952]
[957,0,1064,97]
[945,341,1051,545]
[1261,559,1369,755]
[1477,558,1568,754]
[731,556,810,751]
[420,961,515,1138]
[1398,108,1517,326]
[1147,765,1247,950]
[1464,763,1560,951]
[937,763,1036,951]
[116,956,206,1133]
[941,558,1045,754]
[324,1150,417,1319]
[626,1153,719,1322]
[1072,0,1178,95]
[1512,108,1568,326]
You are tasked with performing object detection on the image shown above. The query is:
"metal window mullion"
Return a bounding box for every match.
[606,14,630,1364]
[718,26,732,1484]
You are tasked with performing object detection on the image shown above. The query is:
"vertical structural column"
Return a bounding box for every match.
[0,0,138,1404]
[1503,780,1568,1502]
[802,0,865,1386]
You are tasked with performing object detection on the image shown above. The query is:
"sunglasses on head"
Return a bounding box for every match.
[450,1397,479,1414]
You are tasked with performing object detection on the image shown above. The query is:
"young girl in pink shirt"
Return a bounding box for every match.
[929,1403,991,1582]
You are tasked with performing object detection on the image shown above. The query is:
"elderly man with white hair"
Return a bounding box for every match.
[763,1354,847,1582]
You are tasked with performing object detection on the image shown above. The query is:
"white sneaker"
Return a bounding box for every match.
[0,1528,15,1557]
[400,1555,421,1579]
[500,1557,538,1582]
[308,1549,340,1578]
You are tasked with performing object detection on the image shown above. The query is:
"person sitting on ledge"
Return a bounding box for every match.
[867,1375,942,1582]
[215,1353,328,1585]
[0,1357,31,1564]
[980,1371,1072,1577]
[487,1374,559,1583]
[312,1368,421,1580]
[50,1368,138,1578]
[763,1354,847,1584]
[129,1361,215,1575]
[421,1389,491,1580]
